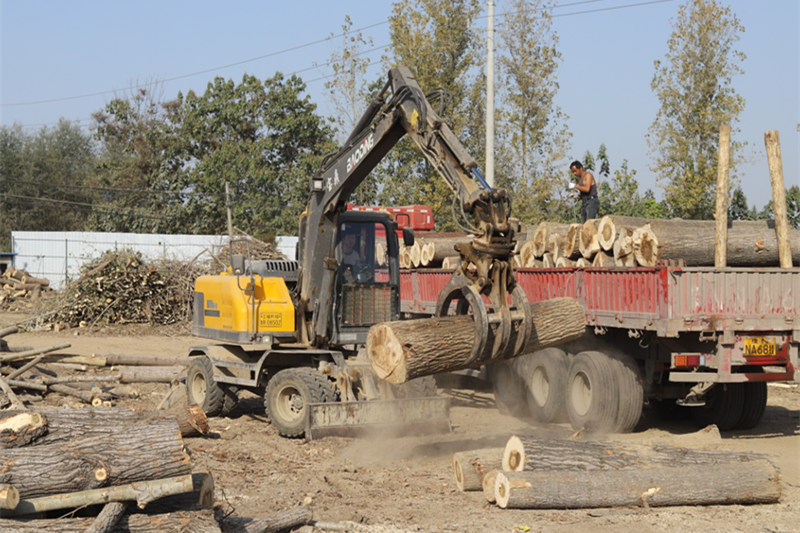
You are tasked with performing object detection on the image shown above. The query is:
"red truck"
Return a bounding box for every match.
[400,264,799,432]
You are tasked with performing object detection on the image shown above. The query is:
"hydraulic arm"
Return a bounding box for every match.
[298,66,531,364]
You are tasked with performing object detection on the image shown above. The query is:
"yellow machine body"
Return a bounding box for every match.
[192,273,295,343]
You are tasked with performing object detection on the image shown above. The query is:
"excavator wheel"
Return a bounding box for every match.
[186,356,231,417]
[264,367,338,438]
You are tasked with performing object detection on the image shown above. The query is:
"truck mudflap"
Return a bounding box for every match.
[305,396,451,440]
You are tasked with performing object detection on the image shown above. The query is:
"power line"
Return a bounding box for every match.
[2,193,178,220]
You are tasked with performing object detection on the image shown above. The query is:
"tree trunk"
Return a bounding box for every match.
[0,484,20,510]
[495,435,781,508]
[0,412,47,448]
[417,236,472,265]
[592,251,615,267]
[532,222,570,258]
[482,470,500,503]
[143,471,214,513]
[117,365,184,383]
[367,297,585,384]
[579,219,601,259]
[0,406,208,445]
[0,509,222,533]
[85,501,128,533]
[494,461,780,509]
[0,326,19,339]
[239,506,313,533]
[600,216,799,266]
[98,353,190,367]
[564,224,583,259]
[1,418,191,499]
[452,448,504,491]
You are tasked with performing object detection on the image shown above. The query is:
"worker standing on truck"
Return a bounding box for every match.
[569,160,599,222]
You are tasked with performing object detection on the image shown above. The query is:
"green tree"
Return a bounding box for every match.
[728,186,754,220]
[0,121,96,249]
[320,15,379,206]
[169,73,335,238]
[758,185,800,229]
[647,0,746,219]
[92,87,183,233]
[496,0,570,224]
[378,0,481,230]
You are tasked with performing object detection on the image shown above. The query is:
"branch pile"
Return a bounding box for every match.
[517,216,800,268]
[454,433,781,509]
[0,268,51,312]
[47,251,207,329]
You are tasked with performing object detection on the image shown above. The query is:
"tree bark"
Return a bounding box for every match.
[98,353,190,367]
[117,365,184,383]
[452,448,504,491]
[0,509,222,532]
[0,326,19,339]
[765,130,794,267]
[495,435,781,508]
[715,124,732,267]
[494,460,780,509]
[367,297,585,384]
[85,501,128,533]
[0,343,71,364]
[579,219,601,259]
[239,506,313,533]
[1,418,191,499]
[0,406,208,445]
[0,412,47,448]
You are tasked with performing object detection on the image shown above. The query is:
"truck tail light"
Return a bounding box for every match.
[673,354,705,368]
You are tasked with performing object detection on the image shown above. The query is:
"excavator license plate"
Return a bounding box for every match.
[305,397,451,441]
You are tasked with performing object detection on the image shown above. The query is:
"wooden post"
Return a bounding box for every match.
[764,130,794,267]
[715,124,731,267]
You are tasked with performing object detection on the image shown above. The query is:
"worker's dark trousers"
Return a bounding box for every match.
[581,197,599,222]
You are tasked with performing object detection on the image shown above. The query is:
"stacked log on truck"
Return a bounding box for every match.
[516,216,800,268]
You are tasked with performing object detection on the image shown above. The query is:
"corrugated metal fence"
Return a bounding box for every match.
[11,232,299,290]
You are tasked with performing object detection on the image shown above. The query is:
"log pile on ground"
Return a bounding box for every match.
[43,251,207,330]
[0,268,51,312]
[0,332,197,410]
[454,433,782,509]
[517,217,800,268]
[0,407,315,532]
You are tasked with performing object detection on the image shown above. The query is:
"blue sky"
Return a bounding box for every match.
[1,0,797,211]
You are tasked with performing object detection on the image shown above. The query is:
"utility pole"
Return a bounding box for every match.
[486,0,495,188]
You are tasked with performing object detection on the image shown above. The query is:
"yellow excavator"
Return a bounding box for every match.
[185,66,532,438]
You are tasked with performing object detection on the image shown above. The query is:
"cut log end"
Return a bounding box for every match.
[366,324,407,384]
[502,435,525,471]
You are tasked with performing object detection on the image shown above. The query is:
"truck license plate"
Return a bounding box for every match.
[743,337,777,357]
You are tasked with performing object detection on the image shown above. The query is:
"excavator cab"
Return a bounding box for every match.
[331,211,400,347]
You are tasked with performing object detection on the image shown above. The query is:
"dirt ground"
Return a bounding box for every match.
[2,315,798,533]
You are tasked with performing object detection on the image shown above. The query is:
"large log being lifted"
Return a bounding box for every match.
[367,297,585,384]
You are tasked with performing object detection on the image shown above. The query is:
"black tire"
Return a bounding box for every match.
[735,381,768,430]
[186,356,225,417]
[488,360,529,417]
[264,367,337,438]
[565,351,619,433]
[523,348,569,423]
[220,385,239,417]
[691,383,745,431]
[608,350,644,433]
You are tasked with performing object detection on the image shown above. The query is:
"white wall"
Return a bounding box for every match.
[11,232,298,290]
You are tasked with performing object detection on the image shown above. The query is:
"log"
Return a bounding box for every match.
[452,447,504,491]
[555,256,576,268]
[418,237,471,264]
[0,406,208,444]
[0,509,222,532]
[95,353,191,367]
[0,326,18,339]
[591,251,615,267]
[86,501,128,533]
[0,484,20,510]
[563,224,583,259]
[441,256,460,270]
[715,124,732,266]
[494,460,780,509]
[1,418,191,499]
[0,374,24,409]
[612,227,635,265]
[482,469,500,503]
[541,253,554,268]
[765,130,794,267]
[0,343,71,363]
[0,412,47,448]
[117,365,184,383]
[531,222,570,258]
[241,506,313,533]
[409,241,422,267]
[143,471,214,513]
[367,297,585,384]
[579,219,601,259]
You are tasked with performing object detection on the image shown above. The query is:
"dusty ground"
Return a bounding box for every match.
[1,314,798,533]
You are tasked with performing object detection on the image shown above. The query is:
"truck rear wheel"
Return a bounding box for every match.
[735,381,767,430]
[488,360,530,417]
[608,350,644,433]
[186,356,227,417]
[523,348,568,423]
[566,351,619,433]
[691,383,745,431]
[264,367,337,438]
